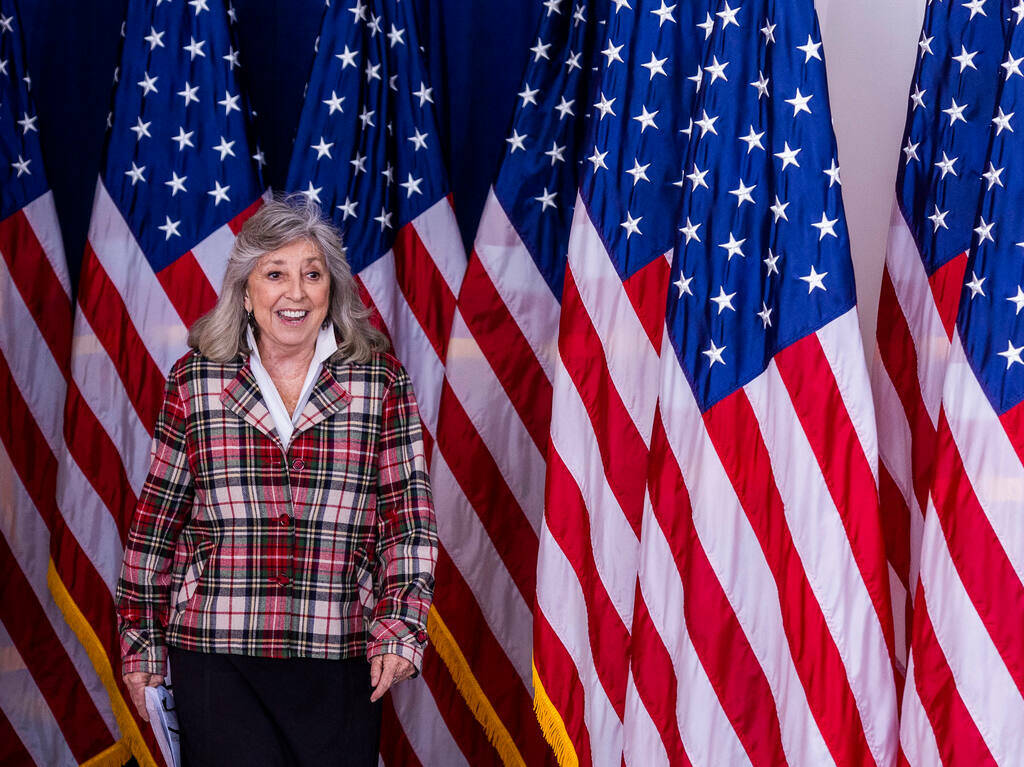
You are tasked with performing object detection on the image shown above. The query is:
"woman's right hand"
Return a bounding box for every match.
[123,671,165,722]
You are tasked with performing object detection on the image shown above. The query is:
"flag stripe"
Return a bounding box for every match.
[392,223,457,363]
[155,251,218,329]
[926,253,968,344]
[0,706,34,767]
[419,650,499,766]
[380,697,425,767]
[622,670,672,767]
[389,666,469,767]
[897,654,942,767]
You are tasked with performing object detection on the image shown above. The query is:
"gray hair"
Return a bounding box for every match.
[188,194,389,363]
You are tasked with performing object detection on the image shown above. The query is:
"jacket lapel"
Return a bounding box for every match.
[293,366,351,437]
[220,362,280,443]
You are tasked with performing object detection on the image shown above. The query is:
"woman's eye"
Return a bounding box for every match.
[307,271,322,280]
[267,271,281,279]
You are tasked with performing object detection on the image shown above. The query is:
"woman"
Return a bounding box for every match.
[116,197,437,766]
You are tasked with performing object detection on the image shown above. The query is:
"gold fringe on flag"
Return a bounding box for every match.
[47,560,159,767]
[427,606,526,767]
[532,660,579,767]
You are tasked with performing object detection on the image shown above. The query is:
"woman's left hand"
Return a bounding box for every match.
[369,653,415,702]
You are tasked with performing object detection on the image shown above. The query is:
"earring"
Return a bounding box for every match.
[247,309,255,326]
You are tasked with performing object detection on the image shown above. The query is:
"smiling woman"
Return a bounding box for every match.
[114,196,438,766]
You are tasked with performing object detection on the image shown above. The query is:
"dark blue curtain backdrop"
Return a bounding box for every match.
[18,0,541,294]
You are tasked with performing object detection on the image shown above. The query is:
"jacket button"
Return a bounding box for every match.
[278,514,291,527]
[415,630,428,644]
[272,573,290,586]
[291,459,304,471]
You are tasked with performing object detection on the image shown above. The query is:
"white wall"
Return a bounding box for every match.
[817,0,926,345]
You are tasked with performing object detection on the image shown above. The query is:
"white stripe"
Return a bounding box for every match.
[0,444,119,738]
[917,501,1024,762]
[429,450,533,687]
[190,216,240,294]
[0,257,66,455]
[635,494,751,767]
[745,359,897,766]
[657,339,834,767]
[86,178,189,375]
[22,191,70,297]
[359,250,444,435]
[898,652,943,767]
[536,526,623,767]
[390,678,469,767]
[474,189,561,382]
[566,198,661,444]
[443,308,546,533]
[622,669,669,767]
[942,336,1024,583]
[889,563,908,671]
[411,197,467,296]
[0,619,77,767]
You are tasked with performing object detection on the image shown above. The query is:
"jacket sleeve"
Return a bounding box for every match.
[365,365,438,671]
[115,362,194,676]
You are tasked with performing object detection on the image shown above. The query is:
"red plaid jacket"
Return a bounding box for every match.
[116,348,437,676]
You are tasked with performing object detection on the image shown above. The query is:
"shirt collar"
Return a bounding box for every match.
[246,323,338,371]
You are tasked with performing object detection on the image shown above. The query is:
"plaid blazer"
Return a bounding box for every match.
[115,348,437,676]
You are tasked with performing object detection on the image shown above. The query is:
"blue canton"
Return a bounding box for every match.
[898,0,1012,277]
[665,0,854,412]
[285,0,448,276]
[0,0,48,220]
[958,4,1024,414]
[103,0,262,274]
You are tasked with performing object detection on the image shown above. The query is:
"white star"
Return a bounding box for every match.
[612,0,631,11]
[367,14,382,35]
[137,72,158,95]
[993,107,1014,134]
[761,20,777,43]
[223,47,240,69]
[178,81,200,106]
[323,90,345,114]
[130,116,151,140]
[626,158,651,186]
[687,165,710,190]
[573,3,587,25]
[903,139,920,164]
[651,0,677,27]
[588,147,608,172]
[365,61,382,82]
[758,302,774,328]
[555,96,575,119]
[1009,287,1024,315]
[730,179,756,207]
[172,127,194,150]
[770,196,790,223]
[952,45,978,73]
[786,89,813,116]
[0,59,8,76]
[601,39,623,65]
[719,233,746,260]
[252,147,266,168]
[711,286,737,314]
[189,0,210,13]
[183,37,206,60]
[928,205,949,231]
[311,137,333,159]
[350,152,367,175]
[124,162,145,185]
[750,71,770,99]
[963,0,987,17]
[208,181,231,205]
[337,197,358,220]
[534,187,558,211]
[381,164,395,186]
[545,141,566,165]
[643,52,669,80]
[716,1,740,27]
[774,142,801,170]
[983,163,1005,189]
[506,129,527,153]
[387,24,406,47]
[621,213,643,238]
[413,82,434,107]
[336,45,358,68]
[158,216,181,240]
[812,213,839,240]
[518,83,539,107]
[703,340,726,368]
[943,98,968,125]
[542,0,561,16]
[797,35,823,62]
[675,273,694,296]
[17,112,36,134]
[10,154,31,178]
[824,159,841,187]
[740,125,765,153]
[679,218,701,243]
[1014,0,1024,22]
[1003,53,1024,80]
[165,172,187,196]
[910,85,926,110]
[408,127,429,151]
[633,105,659,132]
[999,340,1024,369]
[689,67,703,91]
[213,136,236,160]
[565,51,582,72]
[374,208,393,231]
[400,173,423,198]
[704,56,728,83]
[966,271,986,298]
[532,37,553,61]
[800,266,828,293]
[144,26,165,50]
[764,249,781,275]
[934,151,957,178]
[226,3,237,22]
[594,92,616,119]
[695,110,718,135]
[358,107,375,128]
[698,12,714,39]
[974,217,995,244]
[920,33,934,57]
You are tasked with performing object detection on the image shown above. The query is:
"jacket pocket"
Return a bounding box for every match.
[173,541,214,613]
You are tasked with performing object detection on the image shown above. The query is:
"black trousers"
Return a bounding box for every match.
[168,647,382,767]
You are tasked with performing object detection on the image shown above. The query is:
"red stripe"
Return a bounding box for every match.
[356,275,393,345]
[0,208,71,376]
[879,464,911,590]
[227,197,265,235]
[647,412,787,767]
[909,585,995,766]
[0,533,114,762]
[774,333,897,660]
[457,252,552,452]
[558,266,647,538]
[435,381,538,599]
[545,448,630,719]
[78,241,165,434]
[927,253,968,343]
[392,222,457,362]
[533,607,594,767]
[621,256,670,351]
[930,409,1024,699]
[998,399,1024,467]
[156,252,218,329]
[0,707,35,767]
[628,585,690,767]
[380,697,424,767]
[703,388,874,766]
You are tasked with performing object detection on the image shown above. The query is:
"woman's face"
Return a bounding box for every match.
[244,239,331,359]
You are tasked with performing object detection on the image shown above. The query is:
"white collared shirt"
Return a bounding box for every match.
[246,324,338,447]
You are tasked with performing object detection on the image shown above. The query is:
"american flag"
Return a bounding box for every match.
[49,0,263,764]
[871,0,1008,673]
[0,2,128,763]
[899,5,1024,763]
[282,1,474,763]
